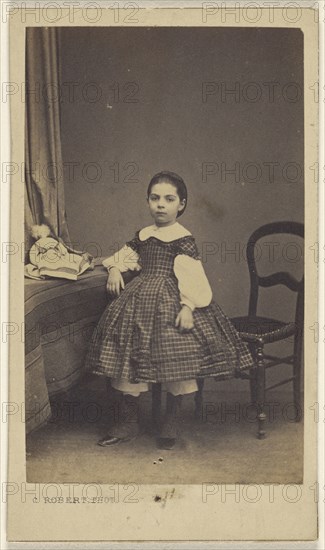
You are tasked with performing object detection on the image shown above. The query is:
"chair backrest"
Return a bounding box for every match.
[247,221,304,328]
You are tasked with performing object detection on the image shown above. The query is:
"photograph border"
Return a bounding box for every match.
[3,3,321,544]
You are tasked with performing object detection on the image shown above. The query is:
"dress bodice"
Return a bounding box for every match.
[103,231,212,310]
[137,238,179,278]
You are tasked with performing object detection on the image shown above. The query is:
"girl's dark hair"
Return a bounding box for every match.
[147,171,187,217]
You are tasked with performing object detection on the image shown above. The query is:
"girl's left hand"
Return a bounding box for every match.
[175,305,194,331]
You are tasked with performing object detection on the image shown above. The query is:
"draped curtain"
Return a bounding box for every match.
[25,27,70,258]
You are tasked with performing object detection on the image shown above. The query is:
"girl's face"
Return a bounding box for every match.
[147,182,185,226]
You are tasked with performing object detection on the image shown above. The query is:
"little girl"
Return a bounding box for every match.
[86,171,253,449]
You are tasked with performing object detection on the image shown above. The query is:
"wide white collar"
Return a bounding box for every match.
[139,222,192,242]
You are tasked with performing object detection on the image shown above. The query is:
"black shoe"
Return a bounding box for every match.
[97,433,137,447]
[98,393,141,446]
[97,435,123,447]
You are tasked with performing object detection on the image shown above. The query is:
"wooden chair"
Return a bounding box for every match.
[209,221,304,439]
[230,221,304,438]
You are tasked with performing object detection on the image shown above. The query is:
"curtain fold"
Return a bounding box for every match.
[25,27,70,259]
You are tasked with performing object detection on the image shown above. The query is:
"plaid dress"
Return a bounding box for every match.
[86,232,254,383]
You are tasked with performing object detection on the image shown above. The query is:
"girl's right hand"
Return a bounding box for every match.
[106,267,125,296]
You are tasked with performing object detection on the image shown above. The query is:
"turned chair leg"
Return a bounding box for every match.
[293,329,303,421]
[195,379,204,418]
[152,383,162,432]
[256,342,266,439]
[248,343,257,404]
[249,368,258,405]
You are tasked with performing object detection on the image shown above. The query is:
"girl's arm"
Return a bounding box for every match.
[102,244,141,273]
[103,243,141,296]
[174,254,213,312]
[106,266,125,296]
[173,254,212,331]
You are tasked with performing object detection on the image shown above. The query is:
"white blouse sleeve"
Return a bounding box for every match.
[173,254,213,311]
[102,245,141,273]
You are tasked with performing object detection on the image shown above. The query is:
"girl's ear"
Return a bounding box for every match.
[178,199,186,212]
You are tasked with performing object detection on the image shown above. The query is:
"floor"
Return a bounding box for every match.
[26,374,304,484]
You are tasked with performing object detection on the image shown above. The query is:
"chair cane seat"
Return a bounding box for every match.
[231,316,298,344]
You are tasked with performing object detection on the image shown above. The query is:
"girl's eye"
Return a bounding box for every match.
[150,196,158,201]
